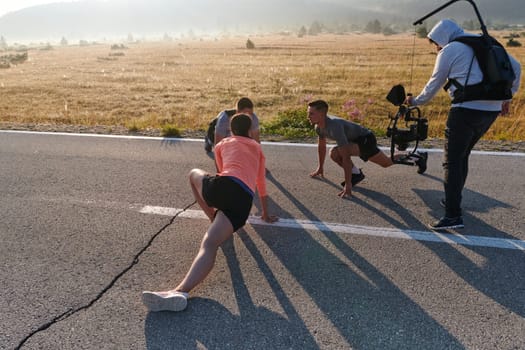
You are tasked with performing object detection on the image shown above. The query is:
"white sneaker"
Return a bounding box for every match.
[142,290,189,312]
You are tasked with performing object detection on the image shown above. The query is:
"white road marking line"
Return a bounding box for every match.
[2,130,525,157]
[139,206,525,251]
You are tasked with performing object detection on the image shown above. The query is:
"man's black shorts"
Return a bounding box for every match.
[354,132,380,161]
[202,175,253,232]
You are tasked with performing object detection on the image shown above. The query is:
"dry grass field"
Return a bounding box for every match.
[1,33,524,140]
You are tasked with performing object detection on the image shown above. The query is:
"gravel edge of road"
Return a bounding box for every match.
[2,122,525,153]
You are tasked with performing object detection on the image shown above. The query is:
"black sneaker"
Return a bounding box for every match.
[341,169,365,187]
[415,151,428,174]
[428,216,464,231]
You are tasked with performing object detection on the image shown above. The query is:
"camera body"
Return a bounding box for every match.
[387,113,428,151]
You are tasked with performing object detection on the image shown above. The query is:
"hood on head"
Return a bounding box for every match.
[427,19,464,47]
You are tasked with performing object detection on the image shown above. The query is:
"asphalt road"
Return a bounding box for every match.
[1,131,524,350]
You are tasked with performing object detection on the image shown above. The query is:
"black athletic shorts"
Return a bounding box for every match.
[202,175,253,232]
[354,132,380,161]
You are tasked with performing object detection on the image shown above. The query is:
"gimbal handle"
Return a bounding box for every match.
[392,105,420,122]
[405,106,422,122]
[413,0,488,37]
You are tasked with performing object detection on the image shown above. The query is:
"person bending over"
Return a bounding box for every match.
[308,99,427,198]
[143,113,278,312]
[204,97,260,152]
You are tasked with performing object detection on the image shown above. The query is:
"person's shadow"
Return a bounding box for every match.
[308,171,525,320]
[411,174,525,318]
[144,237,318,349]
[144,165,522,349]
[245,171,465,349]
[321,172,525,319]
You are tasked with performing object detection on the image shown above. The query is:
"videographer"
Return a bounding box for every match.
[308,100,427,198]
[406,19,521,230]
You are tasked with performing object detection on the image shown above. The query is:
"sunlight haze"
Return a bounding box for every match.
[0,0,522,42]
[0,0,82,17]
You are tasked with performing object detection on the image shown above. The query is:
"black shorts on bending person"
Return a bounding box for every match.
[354,132,381,161]
[202,175,253,232]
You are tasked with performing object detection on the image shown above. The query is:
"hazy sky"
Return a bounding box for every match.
[0,0,365,18]
[0,0,82,17]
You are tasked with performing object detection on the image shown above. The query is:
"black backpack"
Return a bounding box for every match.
[445,35,516,103]
[204,109,236,151]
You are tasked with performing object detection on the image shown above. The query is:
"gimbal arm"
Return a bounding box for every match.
[412,0,488,37]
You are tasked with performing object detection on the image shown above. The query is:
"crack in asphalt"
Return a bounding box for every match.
[14,201,197,350]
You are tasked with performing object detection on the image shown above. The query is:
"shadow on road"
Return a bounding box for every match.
[144,163,522,349]
[412,174,525,318]
[144,297,314,349]
[251,171,465,349]
[297,170,525,324]
[144,236,318,349]
[306,171,524,321]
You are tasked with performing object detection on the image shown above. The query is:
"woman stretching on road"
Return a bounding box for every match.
[142,113,278,312]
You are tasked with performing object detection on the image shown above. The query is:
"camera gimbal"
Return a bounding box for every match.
[386,85,428,166]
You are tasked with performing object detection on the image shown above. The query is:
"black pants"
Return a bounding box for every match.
[443,107,498,217]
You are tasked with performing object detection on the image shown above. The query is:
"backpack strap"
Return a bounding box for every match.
[225,109,236,117]
[443,41,476,92]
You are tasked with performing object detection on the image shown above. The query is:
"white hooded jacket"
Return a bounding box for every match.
[413,19,521,111]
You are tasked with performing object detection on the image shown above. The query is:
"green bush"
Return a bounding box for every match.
[365,19,381,34]
[298,26,307,38]
[161,124,181,137]
[261,109,315,139]
[246,39,255,49]
[415,25,428,38]
[111,44,128,50]
[127,123,139,132]
[507,38,522,47]
[382,26,396,36]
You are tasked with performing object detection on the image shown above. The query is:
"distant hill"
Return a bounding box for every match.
[0,0,523,42]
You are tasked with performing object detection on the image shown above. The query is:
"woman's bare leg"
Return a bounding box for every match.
[189,168,216,221]
[174,211,235,293]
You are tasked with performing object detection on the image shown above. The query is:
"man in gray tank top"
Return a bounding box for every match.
[308,100,427,198]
